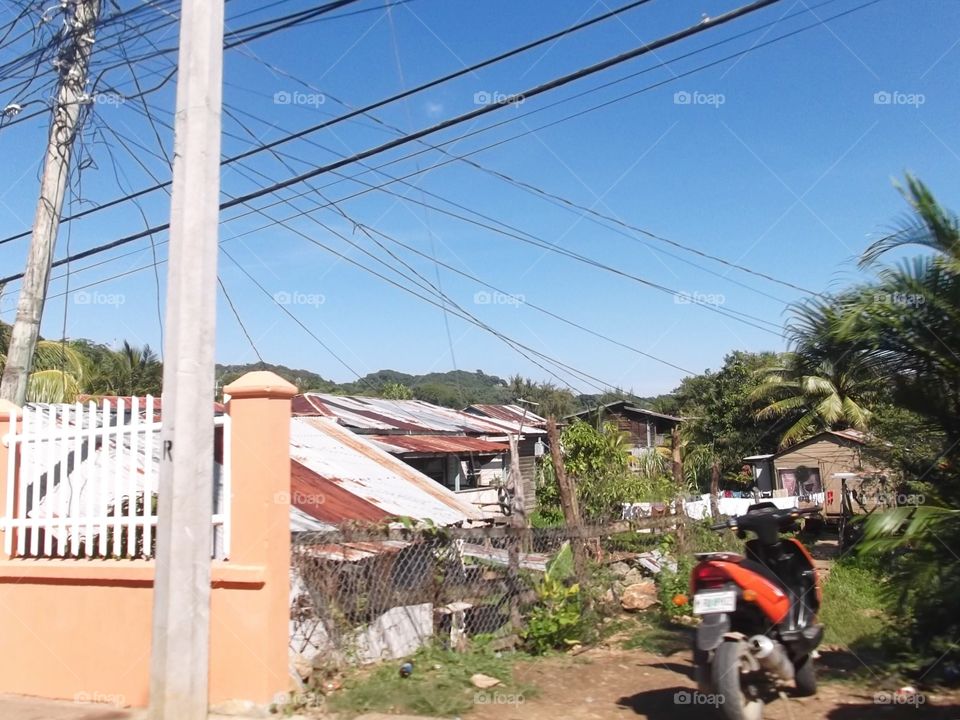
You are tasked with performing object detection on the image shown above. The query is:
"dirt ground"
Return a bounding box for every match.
[468,645,960,720]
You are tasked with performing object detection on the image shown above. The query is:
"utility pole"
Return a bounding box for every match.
[671,426,686,548]
[0,0,102,404]
[149,1,225,718]
[547,416,586,577]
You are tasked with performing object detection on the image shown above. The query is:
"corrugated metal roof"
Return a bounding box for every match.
[293,393,545,436]
[464,404,548,428]
[298,540,411,562]
[290,417,483,525]
[827,428,867,443]
[368,435,509,454]
[291,459,390,525]
[565,400,683,423]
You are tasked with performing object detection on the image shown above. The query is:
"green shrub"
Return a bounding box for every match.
[521,543,584,654]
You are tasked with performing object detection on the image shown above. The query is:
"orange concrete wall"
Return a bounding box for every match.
[0,372,296,709]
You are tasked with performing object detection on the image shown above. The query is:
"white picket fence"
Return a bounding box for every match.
[1,397,231,559]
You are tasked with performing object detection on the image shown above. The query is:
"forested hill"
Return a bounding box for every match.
[215,364,515,407]
[214,362,656,413]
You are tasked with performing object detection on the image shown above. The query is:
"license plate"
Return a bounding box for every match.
[693,590,737,615]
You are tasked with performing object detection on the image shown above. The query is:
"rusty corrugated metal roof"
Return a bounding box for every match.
[290,459,389,525]
[464,404,548,428]
[368,434,509,454]
[290,417,483,525]
[294,393,546,436]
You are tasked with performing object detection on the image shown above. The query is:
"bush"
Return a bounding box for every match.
[521,543,585,654]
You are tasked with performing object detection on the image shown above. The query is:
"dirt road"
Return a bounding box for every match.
[469,646,960,720]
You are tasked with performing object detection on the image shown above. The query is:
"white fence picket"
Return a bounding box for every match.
[1,398,229,560]
[70,401,82,556]
[143,395,155,557]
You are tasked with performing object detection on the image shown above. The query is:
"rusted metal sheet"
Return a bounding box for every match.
[464,404,547,428]
[292,394,546,436]
[368,434,509,454]
[299,540,411,562]
[290,417,484,525]
[291,459,389,525]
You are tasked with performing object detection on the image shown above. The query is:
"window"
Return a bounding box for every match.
[777,467,822,496]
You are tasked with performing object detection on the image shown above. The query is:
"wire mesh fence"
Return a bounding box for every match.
[289,516,684,670]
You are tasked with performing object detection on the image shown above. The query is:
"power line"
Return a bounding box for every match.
[0,0,682,242]
[0,0,784,267]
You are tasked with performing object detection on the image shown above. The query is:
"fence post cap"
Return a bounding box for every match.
[224,371,297,400]
[0,399,22,419]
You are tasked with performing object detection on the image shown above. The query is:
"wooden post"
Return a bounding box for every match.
[149,1,225,718]
[507,434,527,524]
[547,417,586,577]
[671,426,686,549]
[710,459,721,519]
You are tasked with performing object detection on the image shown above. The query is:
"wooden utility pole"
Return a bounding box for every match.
[547,416,586,576]
[671,426,686,548]
[710,459,721,519]
[0,0,102,404]
[149,1,225,719]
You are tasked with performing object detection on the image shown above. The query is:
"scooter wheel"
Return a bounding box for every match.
[794,654,817,696]
[712,640,764,720]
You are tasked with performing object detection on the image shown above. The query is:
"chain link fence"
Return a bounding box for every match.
[289,515,683,670]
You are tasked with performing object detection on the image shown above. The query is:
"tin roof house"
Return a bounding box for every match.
[292,394,546,518]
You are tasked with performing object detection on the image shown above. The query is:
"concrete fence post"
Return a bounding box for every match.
[212,371,297,706]
[0,399,22,562]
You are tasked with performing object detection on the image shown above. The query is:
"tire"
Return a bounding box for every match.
[794,654,817,696]
[712,640,765,720]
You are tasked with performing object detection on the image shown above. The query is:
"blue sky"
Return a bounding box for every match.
[1,0,958,397]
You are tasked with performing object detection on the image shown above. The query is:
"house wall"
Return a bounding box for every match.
[774,437,885,515]
[0,372,297,709]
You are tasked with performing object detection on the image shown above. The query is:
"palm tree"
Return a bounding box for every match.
[0,326,86,402]
[860,174,960,272]
[752,298,879,447]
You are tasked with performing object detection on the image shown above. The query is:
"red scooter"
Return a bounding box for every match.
[682,503,823,720]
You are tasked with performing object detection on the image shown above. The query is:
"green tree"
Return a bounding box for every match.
[0,325,86,402]
[380,381,413,400]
